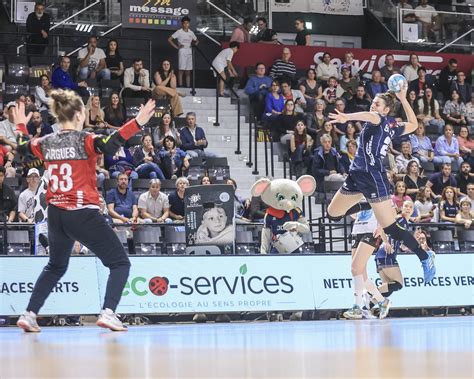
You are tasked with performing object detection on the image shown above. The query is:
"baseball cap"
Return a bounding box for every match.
[27,168,40,177]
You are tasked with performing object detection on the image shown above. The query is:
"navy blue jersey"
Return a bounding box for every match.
[351,115,405,173]
[375,216,409,260]
[264,208,303,240]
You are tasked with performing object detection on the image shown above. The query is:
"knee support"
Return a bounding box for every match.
[388,281,403,292]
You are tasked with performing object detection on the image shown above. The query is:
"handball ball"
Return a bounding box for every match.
[387,74,407,93]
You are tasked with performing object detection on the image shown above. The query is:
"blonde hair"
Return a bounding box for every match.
[85,95,105,122]
[49,89,84,124]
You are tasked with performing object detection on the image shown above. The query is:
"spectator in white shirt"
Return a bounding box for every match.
[18,168,41,223]
[77,36,110,81]
[415,0,438,39]
[211,42,240,97]
[401,53,421,83]
[316,52,339,82]
[138,179,171,223]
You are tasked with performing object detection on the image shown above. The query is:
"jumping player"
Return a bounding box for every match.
[343,205,392,320]
[14,90,156,332]
[327,83,436,283]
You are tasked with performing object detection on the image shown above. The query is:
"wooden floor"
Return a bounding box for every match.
[1,317,473,378]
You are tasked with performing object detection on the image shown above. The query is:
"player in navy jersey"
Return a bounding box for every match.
[13,90,156,332]
[327,83,436,283]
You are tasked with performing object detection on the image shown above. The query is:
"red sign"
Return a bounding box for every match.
[227,43,474,77]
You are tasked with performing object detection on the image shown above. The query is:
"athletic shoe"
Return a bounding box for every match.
[362,291,371,310]
[343,305,363,319]
[378,299,392,319]
[17,311,41,332]
[361,306,377,319]
[421,251,436,283]
[96,308,128,331]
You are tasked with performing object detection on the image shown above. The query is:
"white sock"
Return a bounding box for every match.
[365,278,385,303]
[353,274,365,307]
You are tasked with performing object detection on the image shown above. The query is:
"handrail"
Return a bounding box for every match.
[192,44,242,155]
[196,28,221,46]
[206,0,242,25]
[436,28,474,53]
[16,0,101,54]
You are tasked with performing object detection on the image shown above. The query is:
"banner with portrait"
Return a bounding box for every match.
[121,0,197,30]
[184,185,235,255]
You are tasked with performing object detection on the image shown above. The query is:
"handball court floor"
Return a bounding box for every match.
[0,317,472,379]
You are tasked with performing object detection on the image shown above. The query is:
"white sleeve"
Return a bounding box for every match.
[35,86,49,106]
[77,48,86,59]
[226,49,234,62]
[190,30,197,40]
[171,29,181,40]
[17,193,27,214]
[97,49,106,60]
[137,194,147,210]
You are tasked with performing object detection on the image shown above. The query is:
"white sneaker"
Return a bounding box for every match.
[96,308,128,331]
[378,299,392,319]
[17,311,41,332]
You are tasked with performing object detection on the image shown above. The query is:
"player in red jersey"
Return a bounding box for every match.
[14,89,156,332]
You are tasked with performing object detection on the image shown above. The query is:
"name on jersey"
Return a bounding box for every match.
[44,147,77,160]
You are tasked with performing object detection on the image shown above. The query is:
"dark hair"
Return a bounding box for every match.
[227,177,237,189]
[256,17,267,24]
[88,35,98,42]
[441,162,452,171]
[280,79,291,87]
[306,68,316,77]
[417,66,427,74]
[159,112,175,136]
[243,17,253,25]
[158,59,174,80]
[459,125,472,141]
[163,135,176,149]
[295,18,305,25]
[106,39,122,60]
[386,53,394,59]
[394,180,407,196]
[283,99,296,115]
[255,62,265,69]
[443,123,454,133]
[407,159,419,174]
[294,120,307,147]
[421,88,436,118]
[104,92,125,125]
[132,58,142,64]
[321,52,331,61]
[448,58,458,65]
[441,185,457,203]
[0,166,5,175]
[229,41,240,49]
[141,133,153,143]
[181,16,190,23]
[39,74,49,82]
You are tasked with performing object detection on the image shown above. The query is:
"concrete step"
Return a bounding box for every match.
[181,96,232,105]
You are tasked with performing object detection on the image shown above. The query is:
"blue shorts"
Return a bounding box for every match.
[376,256,399,271]
[340,170,391,203]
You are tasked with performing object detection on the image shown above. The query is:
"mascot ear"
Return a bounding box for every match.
[251,178,272,197]
[296,175,317,196]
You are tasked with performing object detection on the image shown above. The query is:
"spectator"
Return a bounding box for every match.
[35,74,51,119]
[244,62,273,119]
[315,120,338,148]
[25,95,38,114]
[269,47,297,85]
[105,39,124,80]
[0,103,18,151]
[466,93,474,128]
[443,90,467,127]
[0,166,16,222]
[316,52,339,82]
[26,2,50,55]
[180,112,217,159]
[230,17,253,43]
[153,113,181,148]
[211,42,240,97]
[104,145,138,182]
[226,178,246,220]
[77,36,110,81]
[153,59,184,117]
[347,85,371,115]
[404,90,420,117]
[439,186,458,224]
[410,121,436,164]
[106,173,139,224]
[138,179,171,223]
[417,87,444,133]
[158,135,189,179]
[273,99,302,142]
[311,134,345,192]
[438,58,458,100]
[331,98,349,135]
[415,0,438,40]
[434,124,463,167]
[294,18,310,46]
[414,186,435,222]
[168,177,189,221]
[262,80,284,122]
[380,53,401,82]
[299,68,322,113]
[396,141,420,174]
[290,119,313,177]
[51,56,89,97]
[339,122,358,154]
[401,53,421,83]
[455,197,473,229]
[84,95,107,133]
[122,58,152,100]
[168,16,198,88]
[340,139,357,173]
[404,160,427,201]
[450,71,472,105]
[96,155,109,190]
[457,126,474,168]
[341,52,360,79]
[17,168,40,223]
[308,99,327,130]
[338,65,358,101]
[467,183,474,211]
[200,176,211,185]
[427,163,457,198]
[322,76,341,106]
[0,146,15,178]
[252,17,278,44]
[391,181,411,212]
[27,111,53,138]
[280,80,306,113]
[409,66,434,98]
[245,195,268,222]
[366,70,388,100]
[455,161,474,197]
[103,92,126,129]
[132,134,165,179]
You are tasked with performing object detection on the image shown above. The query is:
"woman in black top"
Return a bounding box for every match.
[294,18,310,46]
[104,92,126,128]
[403,160,427,201]
[105,39,124,80]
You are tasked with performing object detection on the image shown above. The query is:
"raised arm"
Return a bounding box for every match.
[328,109,381,125]
[396,82,418,135]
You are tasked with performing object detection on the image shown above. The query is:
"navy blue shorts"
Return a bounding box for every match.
[340,170,391,203]
[376,256,399,271]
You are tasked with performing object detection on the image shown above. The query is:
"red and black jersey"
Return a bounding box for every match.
[20,119,142,211]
